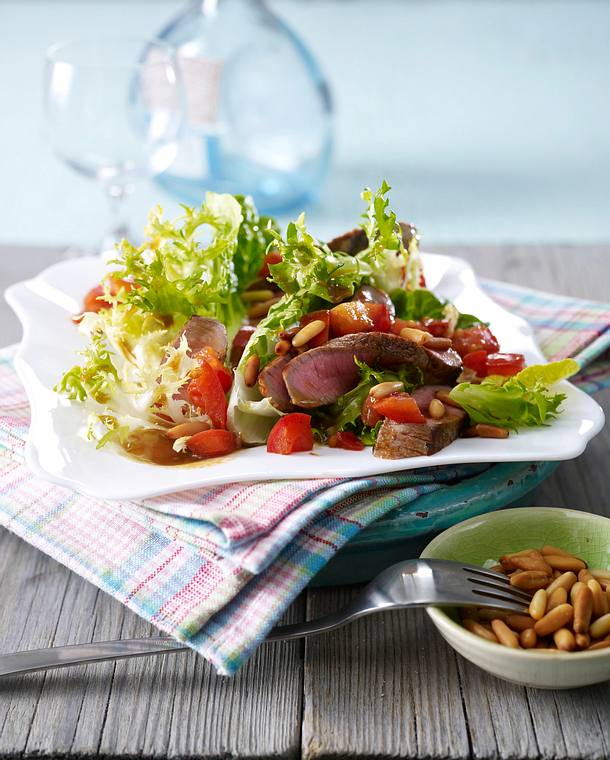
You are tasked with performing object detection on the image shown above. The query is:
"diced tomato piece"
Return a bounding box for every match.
[462,350,489,377]
[328,431,365,451]
[83,285,112,313]
[361,394,383,427]
[452,325,500,357]
[187,361,228,429]
[485,352,525,377]
[373,393,426,424]
[299,309,331,348]
[391,317,424,335]
[186,429,237,458]
[231,325,256,367]
[267,413,313,454]
[422,318,449,337]
[195,347,233,392]
[258,250,283,279]
[330,302,392,337]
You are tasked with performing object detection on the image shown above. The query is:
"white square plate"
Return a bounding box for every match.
[5,253,604,500]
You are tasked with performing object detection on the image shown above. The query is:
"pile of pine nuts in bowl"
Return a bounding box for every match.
[421,507,610,689]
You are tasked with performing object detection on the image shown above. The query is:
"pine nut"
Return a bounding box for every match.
[240,288,275,303]
[505,614,536,632]
[473,424,509,439]
[435,390,463,409]
[428,399,446,419]
[520,628,538,648]
[501,551,552,574]
[541,545,578,558]
[166,420,210,439]
[588,637,610,651]
[244,355,260,387]
[476,608,509,622]
[573,585,593,633]
[400,327,431,344]
[570,581,587,604]
[529,589,548,620]
[274,339,291,356]
[534,603,574,636]
[588,579,609,617]
[545,571,577,597]
[544,555,586,572]
[424,336,453,350]
[579,568,594,583]
[553,628,576,651]
[589,612,610,640]
[591,568,610,581]
[292,319,326,348]
[547,587,568,611]
[575,633,590,649]
[510,570,552,591]
[369,381,404,400]
[463,619,499,643]
[491,619,520,648]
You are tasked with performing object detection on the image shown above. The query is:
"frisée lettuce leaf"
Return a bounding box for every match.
[448,359,579,430]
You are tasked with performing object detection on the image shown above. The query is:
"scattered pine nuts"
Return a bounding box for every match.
[369,381,404,400]
[247,296,282,319]
[244,355,260,387]
[274,339,291,356]
[240,288,275,303]
[428,398,446,419]
[470,424,510,439]
[423,336,453,350]
[459,546,610,655]
[435,390,463,409]
[491,619,520,648]
[292,319,326,348]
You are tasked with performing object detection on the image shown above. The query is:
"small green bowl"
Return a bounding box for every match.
[421,507,610,689]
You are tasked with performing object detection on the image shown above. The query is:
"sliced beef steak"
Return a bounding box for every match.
[374,406,466,459]
[173,316,228,360]
[258,355,295,411]
[282,333,461,409]
[283,333,430,409]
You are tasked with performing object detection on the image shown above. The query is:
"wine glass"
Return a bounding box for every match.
[43,37,184,255]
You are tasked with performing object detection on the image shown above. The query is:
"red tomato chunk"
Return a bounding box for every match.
[187,429,238,458]
[452,325,500,357]
[328,431,365,451]
[485,353,525,377]
[330,302,392,337]
[373,393,426,424]
[187,361,228,429]
[267,413,313,454]
[195,347,233,392]
[462,350,489,377]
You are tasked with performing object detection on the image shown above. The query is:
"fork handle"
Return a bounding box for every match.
[0,602,373,678]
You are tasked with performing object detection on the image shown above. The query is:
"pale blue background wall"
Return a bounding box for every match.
[1,0,609,247]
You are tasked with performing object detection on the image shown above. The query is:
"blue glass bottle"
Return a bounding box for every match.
[155,0,333,214]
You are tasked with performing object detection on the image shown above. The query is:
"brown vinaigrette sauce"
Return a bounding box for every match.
[121,428,201,466]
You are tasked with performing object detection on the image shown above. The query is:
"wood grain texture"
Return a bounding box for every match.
[0,245,609,759]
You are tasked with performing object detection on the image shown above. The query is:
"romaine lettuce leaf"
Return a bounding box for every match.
[448,359,578,430]
[391,287,485,328]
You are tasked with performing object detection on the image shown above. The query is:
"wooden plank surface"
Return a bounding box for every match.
[0,245,609,759]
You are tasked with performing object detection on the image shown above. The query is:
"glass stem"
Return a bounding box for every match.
[100,184,133,257]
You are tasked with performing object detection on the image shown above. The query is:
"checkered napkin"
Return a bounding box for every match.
[0,280,609,675]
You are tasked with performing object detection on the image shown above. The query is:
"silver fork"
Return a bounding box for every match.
[0,559,529,678]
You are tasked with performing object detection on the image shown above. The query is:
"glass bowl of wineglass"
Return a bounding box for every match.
[43,36,184,255]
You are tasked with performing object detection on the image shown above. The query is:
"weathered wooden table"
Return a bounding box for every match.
[0,244,609,759]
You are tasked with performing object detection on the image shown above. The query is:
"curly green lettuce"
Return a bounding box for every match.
[448,359,579,430]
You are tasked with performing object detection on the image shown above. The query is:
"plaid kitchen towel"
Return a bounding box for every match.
[0,280,609,674]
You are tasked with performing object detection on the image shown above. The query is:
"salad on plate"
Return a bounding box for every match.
[57,182,578,466]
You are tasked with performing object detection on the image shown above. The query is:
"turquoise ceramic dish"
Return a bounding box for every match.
[312,460,557,586]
